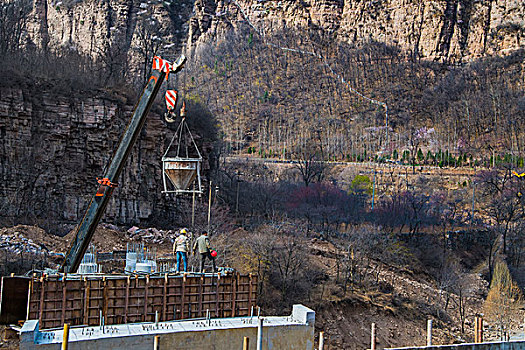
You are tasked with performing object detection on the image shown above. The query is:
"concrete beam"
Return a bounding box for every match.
[20,304,316,350]
[292,304,315,327]
[20,319,39,347]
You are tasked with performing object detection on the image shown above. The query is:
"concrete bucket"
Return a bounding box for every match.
[163,157,201,192]
[161,116,203,195]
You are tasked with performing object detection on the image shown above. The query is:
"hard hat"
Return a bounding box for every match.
[210,250,218,258]
[180,228,187,234]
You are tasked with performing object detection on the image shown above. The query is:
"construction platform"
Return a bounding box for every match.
[19,304,315,349]
[1,272,257,330]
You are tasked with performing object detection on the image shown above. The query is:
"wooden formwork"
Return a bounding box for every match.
[0,276,30,324]
[26,273,257,329]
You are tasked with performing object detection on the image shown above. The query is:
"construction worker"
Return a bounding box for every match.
[193,230,216,273]
[173,228,190,272]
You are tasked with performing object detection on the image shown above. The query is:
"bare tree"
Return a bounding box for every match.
[477,168,524,256]
[132,15,167,86]
[293,139,326,187]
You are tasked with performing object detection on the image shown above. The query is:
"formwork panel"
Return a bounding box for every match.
[21,273,257,329]
[0,276,30,324]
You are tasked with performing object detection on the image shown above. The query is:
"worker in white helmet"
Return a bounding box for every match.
[173,228,190,272]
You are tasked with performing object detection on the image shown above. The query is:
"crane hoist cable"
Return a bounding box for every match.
[160,65,203,195]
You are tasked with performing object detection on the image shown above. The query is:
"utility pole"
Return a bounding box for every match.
[385,104,389,150]
[372,169,377,210]
[236,179,240,215]
[207,180,213,233]
[191,183,196,228]
[471,181,476,226]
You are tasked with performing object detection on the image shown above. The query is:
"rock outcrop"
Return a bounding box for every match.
[3,0,523,228]
[26,0,525,63]
[0,85,200,229]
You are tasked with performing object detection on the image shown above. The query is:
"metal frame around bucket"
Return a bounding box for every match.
[161,117,203,195]
[162,156,203,194]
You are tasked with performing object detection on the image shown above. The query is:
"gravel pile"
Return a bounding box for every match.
[126,226,176,244]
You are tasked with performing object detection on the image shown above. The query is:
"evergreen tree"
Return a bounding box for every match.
[417,148,424,163]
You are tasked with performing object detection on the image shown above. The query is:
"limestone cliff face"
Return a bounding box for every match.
[26,0,524,62]
[0,86,187,229]
[188,0,525,61]
[27,0,194,65]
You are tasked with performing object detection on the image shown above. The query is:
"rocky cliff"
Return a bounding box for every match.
[26,0,525,63]
[3,0,523,227]
[0,84,212,230]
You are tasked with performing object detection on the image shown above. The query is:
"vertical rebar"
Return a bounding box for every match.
[474,317,479,343]
[479,317,484,343]
[427,319,432,346]
[371,323,376,350]
[153,335,160,350]
[62,324,69,350]
[257,318,263,350]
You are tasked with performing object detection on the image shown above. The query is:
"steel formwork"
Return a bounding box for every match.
[13,272,257,329]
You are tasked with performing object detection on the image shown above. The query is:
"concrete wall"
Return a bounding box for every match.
[387,341,525,350]
[20,305,315,350]
[160,324,313,349]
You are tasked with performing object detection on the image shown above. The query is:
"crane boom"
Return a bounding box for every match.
[61,55,186,273]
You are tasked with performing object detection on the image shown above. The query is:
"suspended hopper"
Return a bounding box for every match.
[162,157,202,194]
[161,114,203,195]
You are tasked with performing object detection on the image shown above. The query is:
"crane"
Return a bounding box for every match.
[60,55,187,273]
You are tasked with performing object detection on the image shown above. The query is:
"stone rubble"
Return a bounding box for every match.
[0,231,62,258]
[126,226,176,244]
